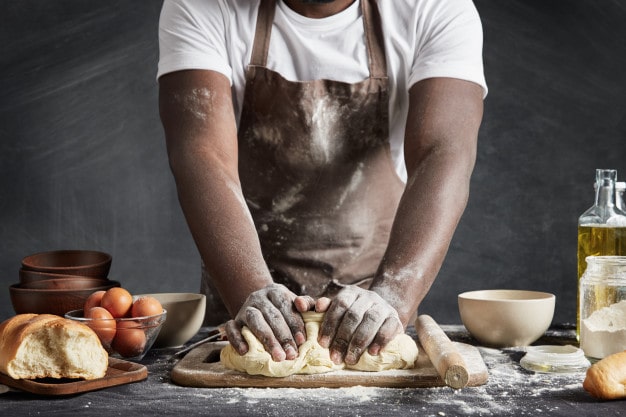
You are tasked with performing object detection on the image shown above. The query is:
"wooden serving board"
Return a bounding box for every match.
[0,358,147,396]
[171,341,488,389]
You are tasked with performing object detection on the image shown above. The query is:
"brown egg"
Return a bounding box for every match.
[112,320,146,358]
[83,290,106,312]
[131,296,163,318]
[101,287,133,318]
[85,306,116,347]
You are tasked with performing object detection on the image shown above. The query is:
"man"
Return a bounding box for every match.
[158,0,486,366]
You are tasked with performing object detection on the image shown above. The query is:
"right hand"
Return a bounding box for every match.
[224,283,315,361]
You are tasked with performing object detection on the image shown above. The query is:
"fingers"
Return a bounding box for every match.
[224,319,248,355]
[318,288,359,353]
[294,295,316,313]
[315,297,331,312]
[318,286,402,365]
[367,316,403,356]
[327,295,380,365]
[228,284,306,361]
[245,305,293,361]
[344,306,387,365]
[271,292,307,348]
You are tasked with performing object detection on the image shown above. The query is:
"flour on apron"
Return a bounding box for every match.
[202,0,404,323]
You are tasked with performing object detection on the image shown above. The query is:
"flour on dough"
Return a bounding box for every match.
[220,311,418,377]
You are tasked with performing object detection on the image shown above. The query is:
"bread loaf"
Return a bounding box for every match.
[583,350,626,400]
[0,314,108,380]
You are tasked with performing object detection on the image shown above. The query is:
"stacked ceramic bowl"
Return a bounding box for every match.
[9,250,120,316]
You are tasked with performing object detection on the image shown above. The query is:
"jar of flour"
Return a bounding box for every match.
[579,256,626,360]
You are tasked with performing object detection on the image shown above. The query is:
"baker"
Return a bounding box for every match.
[157,0,486,366]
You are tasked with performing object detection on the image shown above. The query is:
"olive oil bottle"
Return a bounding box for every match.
[577,169,626,339]
[617,182,625,211]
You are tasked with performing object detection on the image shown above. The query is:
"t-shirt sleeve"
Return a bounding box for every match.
[409,0,487,97]
[157,0,232,82]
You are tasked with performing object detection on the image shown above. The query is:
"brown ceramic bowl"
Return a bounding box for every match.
[19,269,112,285]
[20,276,113,290]
[9,281,121,316]
[21,250,112,278]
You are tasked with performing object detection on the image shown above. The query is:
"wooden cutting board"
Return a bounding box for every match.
[0,358,147,395]
[171,340,488,389]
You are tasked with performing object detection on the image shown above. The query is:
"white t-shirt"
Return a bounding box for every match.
[158,0,487,182]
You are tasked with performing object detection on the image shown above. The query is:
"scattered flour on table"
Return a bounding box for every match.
[153,340,588,416]
[242,386,382,404]
[405,347,586,416]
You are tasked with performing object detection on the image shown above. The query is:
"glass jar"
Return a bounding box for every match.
[577,169,626,339]
[579,256,626,361]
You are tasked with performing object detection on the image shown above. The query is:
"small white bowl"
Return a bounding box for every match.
[136,293,206,348]
[458,289,555,348]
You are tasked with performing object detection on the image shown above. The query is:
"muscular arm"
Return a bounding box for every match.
[319,77,483,364]
[370,77,484,324]
[159,70,315,360]
[159,70,272,313]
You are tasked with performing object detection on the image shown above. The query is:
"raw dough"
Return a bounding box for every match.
[220,312,418,377]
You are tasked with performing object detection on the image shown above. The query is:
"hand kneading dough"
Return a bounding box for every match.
[221,312,418,377]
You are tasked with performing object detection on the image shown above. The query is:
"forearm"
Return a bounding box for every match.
[369,78,484,327]
[369,147,474,326]
[169,149,274,316]
[159,70,274,318]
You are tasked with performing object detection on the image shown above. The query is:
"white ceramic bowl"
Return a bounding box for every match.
[136,293,206,348]
[458,289,555,347]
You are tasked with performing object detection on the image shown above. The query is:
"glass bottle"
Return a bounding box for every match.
[579,256,626,360]
[577,169,626,339]
[617,182,625,212]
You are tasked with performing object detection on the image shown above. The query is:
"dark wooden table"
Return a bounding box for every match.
[1,325,623,416]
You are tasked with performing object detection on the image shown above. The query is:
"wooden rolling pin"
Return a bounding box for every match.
[415,314,469,389]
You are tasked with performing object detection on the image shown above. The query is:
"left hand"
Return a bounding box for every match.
[315,285,403,365]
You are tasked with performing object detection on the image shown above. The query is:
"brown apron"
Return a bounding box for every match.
[202,0,405,324]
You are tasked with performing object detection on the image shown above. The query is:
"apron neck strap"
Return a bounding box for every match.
[360,0,387,79]
[250,0,387,78]
[250,0,277,67]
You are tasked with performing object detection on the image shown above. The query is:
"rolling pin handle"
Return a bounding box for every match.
[415,314,470,389]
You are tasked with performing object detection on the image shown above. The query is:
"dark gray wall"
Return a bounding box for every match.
[0,1,200,322]
[421,0,626,325]
[1,0,625,325]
